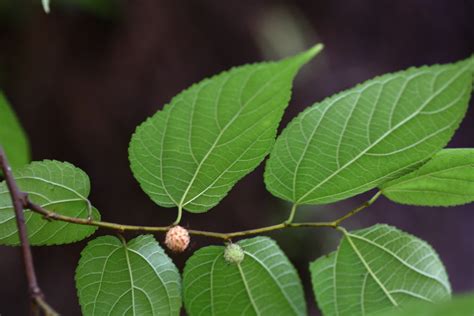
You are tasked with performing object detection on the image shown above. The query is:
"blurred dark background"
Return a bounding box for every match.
[0,0,473,315]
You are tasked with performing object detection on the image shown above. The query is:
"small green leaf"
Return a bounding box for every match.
[129,45,323,213]
[183,236,306,315]
[310,224,451,316]
[265,58,473,205]
[0,92,30,169]
[76,235,181,316]
[0,160,99,245]
[375,293,474,316]
[380,148,474,206]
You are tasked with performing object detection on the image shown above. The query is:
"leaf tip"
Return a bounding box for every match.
[42,0,50,13]
[308,43,324,57]
[297,43,324,64]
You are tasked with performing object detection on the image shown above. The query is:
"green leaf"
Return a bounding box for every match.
[76,235,181,316]
[310,224,451,316]
[0,160,99,245]
[374,293,474,316]
[129,45,323,213]
[183,236,306,315]
[265,58,473,205]
[380,148,474,206]
[0,91,30,169]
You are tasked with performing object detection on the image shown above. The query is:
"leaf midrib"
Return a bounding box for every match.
[178,66,260,208]
[128,247,172,315]
[288,79,393,202]
[244,251,301,315]
[178,61,295,208]
[347,232,450,292]
[209,253,221,316]
[382,163,474,191]
[333,248,340,316]
[295,63,469,203]
[122,239,137,316]
[15,176,88,202]
[237,262,261,316]
[343,230,399,307]
[183,119,271,209]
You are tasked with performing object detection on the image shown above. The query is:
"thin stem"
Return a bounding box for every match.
[173,206,183,226]
[34,297,59,316]
[224,221,337,240]
[333,190,382,226]
[27,201,170,233]
[284,204,298,224]
[0,147,58,316]
[25,191,382,241]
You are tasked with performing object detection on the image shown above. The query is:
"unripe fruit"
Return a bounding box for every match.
[224,243,245,264]
[165,225,190,252]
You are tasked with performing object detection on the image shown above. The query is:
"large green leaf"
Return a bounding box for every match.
[183,236,306,315]
[310,224,451,316]
[265,58,473,205]
[129,45,322,213]
[380,148,474,206]
[0,160,100,245]
[374,293,474,316]
[76,235,181,316]
[0,91,30,169]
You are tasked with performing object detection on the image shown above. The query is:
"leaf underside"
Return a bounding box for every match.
[129,45,322,213]
[183,236,306,316]
[265,58,473,205]
[380,148,474,206]
[374,293,474,316]
[0,160,99,246]
[310,224,451,316]
[76,235,182,316]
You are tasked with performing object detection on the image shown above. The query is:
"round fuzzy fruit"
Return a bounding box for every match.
[165,226,190,252]
[224,243,245,264]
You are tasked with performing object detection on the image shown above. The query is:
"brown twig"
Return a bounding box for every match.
[0,147,59,316]
[0,149,381,312]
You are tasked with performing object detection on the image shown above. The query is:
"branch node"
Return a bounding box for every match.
[0,147,59,316]
[42,214,53,222]
[19,192,29,207]
[30,285,43,298]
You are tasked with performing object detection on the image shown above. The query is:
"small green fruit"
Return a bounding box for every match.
[224,243,245,264]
